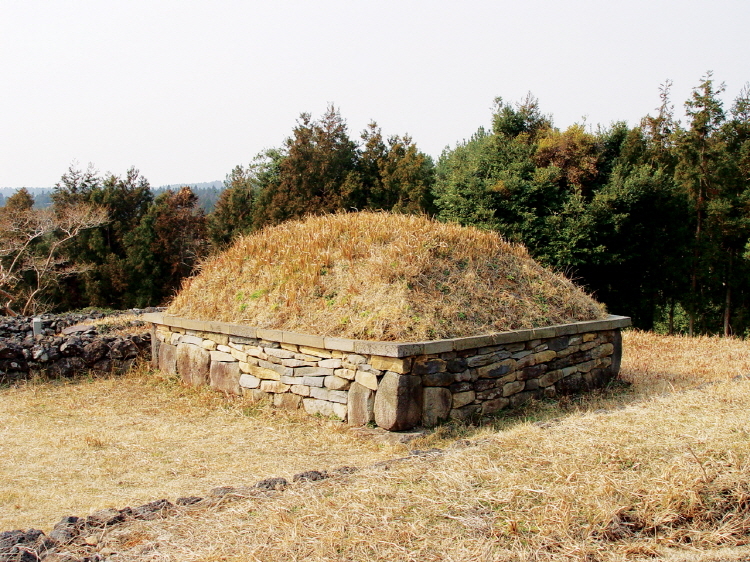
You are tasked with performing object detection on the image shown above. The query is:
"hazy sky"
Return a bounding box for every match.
[1,0,748,188]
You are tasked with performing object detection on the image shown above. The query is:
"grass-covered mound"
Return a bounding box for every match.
[167,212,606,341]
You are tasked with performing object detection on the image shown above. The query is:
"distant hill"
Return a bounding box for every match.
[0,187,53,208]
[0,181,225,212]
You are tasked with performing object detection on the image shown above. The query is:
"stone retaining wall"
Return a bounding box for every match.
[145,313,630,431]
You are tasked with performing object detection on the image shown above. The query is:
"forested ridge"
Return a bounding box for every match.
[1,73,748,337]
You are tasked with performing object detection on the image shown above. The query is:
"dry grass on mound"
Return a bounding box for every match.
[0,331,744,561]
[167,212,606,341]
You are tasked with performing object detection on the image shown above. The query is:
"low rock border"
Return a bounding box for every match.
[146,313,631,431]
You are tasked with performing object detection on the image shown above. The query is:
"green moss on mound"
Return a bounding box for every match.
[167,212,606,341]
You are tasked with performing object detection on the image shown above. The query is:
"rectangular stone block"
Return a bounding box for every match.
[502,380,525,397]
[179,335,203,346]
[477,359,515,379]
[257,361,293,377]
[273,393,302,410]
[318,358,342,369]
[210,361,241,395]
[281,358,316,367]
[348,382,375,426]
[324,375,351,391]
[247,365,281,381]
[538,370,564,387]
[176,343,210,387]
[298,346,333,358]
[230,348,248,362]
[324,337,356,353]
[481,397,509,415]
[334,368,357,380]
[302,376,325,387]
[452,390,475,409]
[421,340,454,355]
[239,374,260,389]
[281,332,326,349]
[291,384,311,396]
[296,366,334,377]
[210,350,235,363]
[532,350,557,364]
[265,348,295,359]
[158,343,177,375]
[355,370,378,391]
[369,356,412,374]
[260,380,290,393]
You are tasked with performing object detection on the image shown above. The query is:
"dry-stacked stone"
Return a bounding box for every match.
[148,314,630,431]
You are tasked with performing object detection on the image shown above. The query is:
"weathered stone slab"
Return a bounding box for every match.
[481,397,509,415]
[210,361,241,395]
[290,384,311,396]
[451,390,475,409]
[302,376,325,387]
[373,373,422,431]
[247,365,281,381]
[303,398,346,420]
[477,359,515,379]
[178,335,203,346]
[412,358,447,375]
[158,343,177,375]
[210,350,235,362]
[355,370,379,391]
[348,382,375,426]
[370,356,413,374]
[260,380,290,393]
[421,371,455,387]
[239,374,260,389]
[295,366,334,377]
[502,380,525,397]
[422,387,451,427]
[324,375,351,391]
[273,393,302,410]
[265,348,295,360]
[176,343,210,386]
[334,368,357,380]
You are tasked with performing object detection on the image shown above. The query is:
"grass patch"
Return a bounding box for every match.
[167,212,606,341]
[1,331,749,561]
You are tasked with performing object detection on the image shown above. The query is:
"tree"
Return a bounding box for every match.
[52,165,154,308]
[125,187,207,306]
[253,106,362,227]
[208,150,284,248]
[359,123,434,213]
[0,194,107,315]
[675,72,727,335]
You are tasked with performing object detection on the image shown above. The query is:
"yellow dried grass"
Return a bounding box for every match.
[167,212,606,341]
[2,331,749,561]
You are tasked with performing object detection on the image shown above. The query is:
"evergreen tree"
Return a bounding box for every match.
[125,187,207,306]
[253,106,362,228]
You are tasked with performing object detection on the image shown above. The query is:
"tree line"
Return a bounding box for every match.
[1,73,748,336]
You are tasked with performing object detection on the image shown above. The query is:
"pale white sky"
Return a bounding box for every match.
[1,0,748,188]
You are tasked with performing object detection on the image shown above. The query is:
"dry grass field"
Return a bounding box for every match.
[1,330,750,561]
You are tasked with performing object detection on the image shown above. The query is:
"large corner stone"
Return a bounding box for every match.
[210,361,241,395]
[422,387,451,427]
[158,343,177,375]
[176,344,210,387]
[347,382,375,426]
[374,372,422,431]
